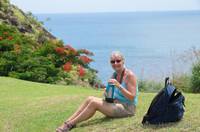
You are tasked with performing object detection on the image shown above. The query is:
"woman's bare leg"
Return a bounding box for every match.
[56,96,114,131]
[66,96,96,122]
[69,97,115,125]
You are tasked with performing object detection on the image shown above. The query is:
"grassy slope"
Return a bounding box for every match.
[0,77,199,132]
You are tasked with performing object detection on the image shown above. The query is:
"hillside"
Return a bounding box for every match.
[0,0,55,43]
[0,77,199,131]
[0,0,99,86]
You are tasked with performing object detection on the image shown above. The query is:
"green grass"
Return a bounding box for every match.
[0,77,200,132]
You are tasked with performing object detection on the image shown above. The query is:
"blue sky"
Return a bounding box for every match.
[10,0,200,13]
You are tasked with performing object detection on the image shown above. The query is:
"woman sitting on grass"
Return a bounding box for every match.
[56,51,138,132]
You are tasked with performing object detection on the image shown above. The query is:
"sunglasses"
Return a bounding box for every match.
[110,60,121,64]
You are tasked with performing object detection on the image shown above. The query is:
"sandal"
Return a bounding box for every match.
[64,121,76,128]
[56,122,76,132]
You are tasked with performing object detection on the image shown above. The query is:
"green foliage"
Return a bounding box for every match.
[139,74,192,93]
[191,61,200,93]
[0,0,10,12]
[9,57,60,83]
[13,8,26,23]
[182,47,200,93]
[26,11,43,27]
[0,23,99,86]
[171,47,200,93]
[172,73,192,93]
[138,79,163,92]
[0,2,100,87]
[0,51,17,76]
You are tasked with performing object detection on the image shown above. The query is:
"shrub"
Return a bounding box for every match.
[181,47,200,93]
[191,61,200,93]
[172,73,192,93]
[0,23,100,86]
[138,79,163,92]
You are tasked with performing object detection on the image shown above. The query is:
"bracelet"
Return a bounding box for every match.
[118,85,123,91]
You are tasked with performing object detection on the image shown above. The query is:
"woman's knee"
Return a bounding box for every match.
[85,96,95,103]
[88,99,103,110]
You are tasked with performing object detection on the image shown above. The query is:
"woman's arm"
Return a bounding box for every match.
[122,71,136,100]
[108,70,137,101]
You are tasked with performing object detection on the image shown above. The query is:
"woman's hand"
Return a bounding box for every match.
[103,88,107,97]
[108,79,121,88]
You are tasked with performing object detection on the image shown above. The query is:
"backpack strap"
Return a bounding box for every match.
[113,68,125,84]
[171,88,177,97]
[112,72,117,79]
[169,89,185,107]
[165,77,170,87]
[169,88,177,102]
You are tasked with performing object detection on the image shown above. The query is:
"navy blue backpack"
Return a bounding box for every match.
[142,77,185,124]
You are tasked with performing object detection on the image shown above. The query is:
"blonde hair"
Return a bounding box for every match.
[110,51,125,61]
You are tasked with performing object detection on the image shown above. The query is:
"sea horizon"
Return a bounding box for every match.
[36,11,200,84]
[35,9,200,15]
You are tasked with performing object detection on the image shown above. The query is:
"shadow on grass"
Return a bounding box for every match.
[78,117,112,127]
[141,121,181,130]
[78,116,118,128]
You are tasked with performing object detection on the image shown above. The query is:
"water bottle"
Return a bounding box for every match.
[105,83,115,103]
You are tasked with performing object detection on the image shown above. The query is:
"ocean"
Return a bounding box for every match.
[36,11,200,84]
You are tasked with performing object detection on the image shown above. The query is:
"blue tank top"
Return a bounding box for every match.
[114,79,138,105]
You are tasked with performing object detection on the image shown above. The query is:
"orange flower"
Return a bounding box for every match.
[3,32,8,35]
[79,55,93,64]
[63,62,72,72]
[0,36,3,40]
[64,45,77,55]
[55,47,65,55]
[78,65,85,77]
[7,36,13,40]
